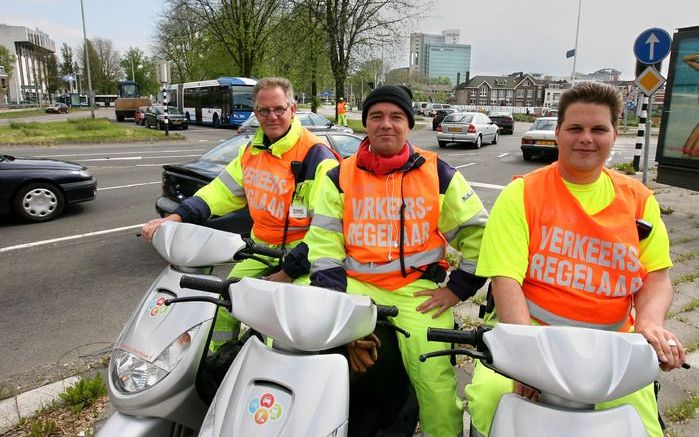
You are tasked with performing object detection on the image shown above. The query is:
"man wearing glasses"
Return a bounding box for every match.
[141,77,340,350]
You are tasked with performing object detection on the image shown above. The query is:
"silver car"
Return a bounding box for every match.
[437,112,499,149]
[521,117,558,161]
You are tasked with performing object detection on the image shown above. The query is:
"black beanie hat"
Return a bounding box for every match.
[362,85,415,129]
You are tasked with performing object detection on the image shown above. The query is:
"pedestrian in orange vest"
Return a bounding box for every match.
[466,81,686,437]
[337,97,347,126]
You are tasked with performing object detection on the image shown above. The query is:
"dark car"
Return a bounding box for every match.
[237,110,353,134]
[488,111,514,134]
[134,106,148,126]
[0,154,97,222]
[145,106,189,130]
[46,103,69,114]
[155,131,362,233]
[432,108,456,130]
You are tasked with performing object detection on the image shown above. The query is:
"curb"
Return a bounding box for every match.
[0,375,80,433]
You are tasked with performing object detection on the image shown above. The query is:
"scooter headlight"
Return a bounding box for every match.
[111,324,201,393]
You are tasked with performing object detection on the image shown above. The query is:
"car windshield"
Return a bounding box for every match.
[443,113,473,123]
[297,112,332,127]
[530,119,557,131]
[200,135,252,163]
[154,106,180,115]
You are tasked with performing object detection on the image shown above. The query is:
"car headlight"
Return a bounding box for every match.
[111,324,200,394]
[77,170,91,178]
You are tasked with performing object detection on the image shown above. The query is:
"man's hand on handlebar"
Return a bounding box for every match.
[140,215,182,242]
[514,382,540,401]
[348,333,381,373]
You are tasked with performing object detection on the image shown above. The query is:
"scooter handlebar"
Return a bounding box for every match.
[180,276,230,294]
[242,238,284,259]
[376,305,399,318]
[427,327,479,346]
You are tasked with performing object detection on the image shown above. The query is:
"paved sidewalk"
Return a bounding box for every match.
[1,170,697,435]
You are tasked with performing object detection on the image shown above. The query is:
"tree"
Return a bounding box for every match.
[0,45,15,103]
[46,53,61,102]
[177,0,290,78]
[299,0,424,119]
[79,38,122,94]
[154,2,214,82]
[121,48,158,96]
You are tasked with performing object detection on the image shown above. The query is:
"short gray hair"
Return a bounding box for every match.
[252,77,296,107]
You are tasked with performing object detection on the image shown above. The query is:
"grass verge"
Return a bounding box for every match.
[0,108,91,119]
[663,393,699,423]
[0,117,182,145]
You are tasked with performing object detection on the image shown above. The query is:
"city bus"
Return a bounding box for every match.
[94,94,118,107]
[171,77,256,128]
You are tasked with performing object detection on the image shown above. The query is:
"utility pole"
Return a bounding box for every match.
[570,0,582,86]
[80,0,95,118]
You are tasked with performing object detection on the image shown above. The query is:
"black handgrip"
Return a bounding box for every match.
[250,243,284,259]
[427,328,478,346]
[180,276,229,294]
[376,305,399,318]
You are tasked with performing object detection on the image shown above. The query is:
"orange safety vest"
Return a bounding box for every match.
[522,163,650,331]
[337,101,347,114]
[240,129,324,245]
[338,147,448,290]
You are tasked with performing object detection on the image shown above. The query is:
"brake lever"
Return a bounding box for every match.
[376,320,410,338]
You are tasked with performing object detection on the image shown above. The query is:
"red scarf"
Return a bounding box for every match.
[355,137,409,175]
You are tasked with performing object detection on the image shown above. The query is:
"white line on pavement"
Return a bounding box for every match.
[455,163,476,169]
[36,149,206,158]
[498,153,509,158]
[470,181,506,190]
[82,154,202,162]
[136,163,178,167]
[97,182,160,191]
[0,224,144,254]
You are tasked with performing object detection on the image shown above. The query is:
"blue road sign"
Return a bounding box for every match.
[634,28,672,65]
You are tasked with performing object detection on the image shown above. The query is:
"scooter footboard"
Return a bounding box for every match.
[96,411,190,437]
[489,394,648,437]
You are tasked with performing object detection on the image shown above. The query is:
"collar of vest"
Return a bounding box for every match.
[250,117,302,157]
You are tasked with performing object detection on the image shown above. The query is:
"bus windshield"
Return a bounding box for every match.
[232,86,254,111]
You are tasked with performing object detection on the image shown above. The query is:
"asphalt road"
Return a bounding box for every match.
[0,113,658,392]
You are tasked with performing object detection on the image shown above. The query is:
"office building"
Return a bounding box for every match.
[409,29,471,86]
[0,24,56,104]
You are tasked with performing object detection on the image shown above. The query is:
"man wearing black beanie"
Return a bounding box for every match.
[361,84,416,129]
[304,82,489,436]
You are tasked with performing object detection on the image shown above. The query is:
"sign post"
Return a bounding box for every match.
[157,62,171,137]
[632,28,671,181]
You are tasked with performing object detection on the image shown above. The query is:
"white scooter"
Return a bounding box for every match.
[98,222,285,436]
[421,324,678,437]
[99,222,416,436]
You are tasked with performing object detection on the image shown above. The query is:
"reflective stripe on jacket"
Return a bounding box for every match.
[522,163,651,331]
[338,147,448,290]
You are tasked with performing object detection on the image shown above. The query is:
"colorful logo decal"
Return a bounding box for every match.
[147,295,171,317]
[249,392,283,425]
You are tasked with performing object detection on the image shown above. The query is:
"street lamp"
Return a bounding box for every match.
[570,0,582,85]
[80,0,95,118]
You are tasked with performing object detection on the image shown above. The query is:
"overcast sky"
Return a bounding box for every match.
[4,0,698,80]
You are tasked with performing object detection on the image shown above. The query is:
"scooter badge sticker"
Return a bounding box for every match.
[147,295,172,317]
[249,392,284,425]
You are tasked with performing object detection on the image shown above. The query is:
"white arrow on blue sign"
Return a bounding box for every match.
[634,28,672,65]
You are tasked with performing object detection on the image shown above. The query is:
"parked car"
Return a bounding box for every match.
[155,131,362,233]
[134,106,148,126]
[437,112,499,149]
[488,111,514,134]
[45,103,69,114]
[144,106,189,130]
[0,154,97,222]
[237,110,353,134]
[521,116,558,161]
[432,108,456,130]
[426,103,450,117]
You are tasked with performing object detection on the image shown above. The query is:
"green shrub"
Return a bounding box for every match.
[59,374,106,413]
[29,419,57,437]
[612,162,636,175]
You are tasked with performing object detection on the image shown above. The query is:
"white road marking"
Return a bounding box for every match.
[82,154,202,162]
[136,163,178,167]
[455,163,476,169]
[498,153,509,158]
[470,181,506,190]
[0,224,144,254]
[36,149,206,158]
[97,182,160,191]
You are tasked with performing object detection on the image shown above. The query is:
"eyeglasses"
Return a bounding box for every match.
[255,106,289,117]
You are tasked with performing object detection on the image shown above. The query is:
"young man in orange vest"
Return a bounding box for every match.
[337,97,348,126]
[305,85,489,437]
[466,81,687,437]
[140,77,340,350]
